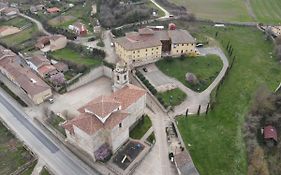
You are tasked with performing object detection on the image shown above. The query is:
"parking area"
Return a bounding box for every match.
[137,64,176,92]
[49,77,112,116]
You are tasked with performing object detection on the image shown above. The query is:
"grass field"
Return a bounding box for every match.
[146,1,165,17]
[0,25,38,47]
[0,122,33,175]
[157,88,186,107]
[171,0,252,22]
[176,24,281,175]
[50,48,102,67]
[0,17,31,28]
[129,115,152,140]
[250,0,281,24]
[40,167,51,175]
[156,55,223,92]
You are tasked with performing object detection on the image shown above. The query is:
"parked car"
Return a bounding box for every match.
[196,43,204,47]
[48,98,54,104]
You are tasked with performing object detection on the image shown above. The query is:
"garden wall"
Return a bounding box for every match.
[67,66,113,92]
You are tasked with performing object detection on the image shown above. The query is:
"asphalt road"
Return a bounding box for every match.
[0,90,100,175]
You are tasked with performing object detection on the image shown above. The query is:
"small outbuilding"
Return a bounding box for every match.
[263,125,278,147]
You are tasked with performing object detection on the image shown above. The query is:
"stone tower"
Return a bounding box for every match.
[113,61,129,91]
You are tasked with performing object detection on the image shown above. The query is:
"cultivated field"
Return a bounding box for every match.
[0,122,33,174]
[171,0,252,22]
[250,0,281,24]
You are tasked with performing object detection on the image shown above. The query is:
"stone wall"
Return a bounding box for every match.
[67,65,113,92]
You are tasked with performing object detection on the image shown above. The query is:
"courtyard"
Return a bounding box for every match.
[49,77,112,117]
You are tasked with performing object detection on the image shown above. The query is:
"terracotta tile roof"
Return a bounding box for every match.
[115,31,162,51]
[115,28,195,50]
[38,64,57,75]
[63,111,128,135]
[168,29,196,44]
[29,55,50,68]
[111,84,146,109]
[264,125,278,142]
[47,7,60,13]
[81,96,121,118]
[0,56,51,97]
[53,62,68,72]
[64,84,146,135]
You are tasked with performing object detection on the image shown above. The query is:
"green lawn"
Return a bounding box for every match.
[63,1,93,32]
[129,115,152,140]
[0,17,31,28]
[156,55,223,92]
[176,24,281,175]
[146,1,165,18]
[40,167,51,175]
[250,0,281,24]
[47,114,66,137]
[0,25,38,47]
[157,88,186,107]
[170,0,252,22]
[146,132,155,144]
[0,122,33,175]
[50,48,102,67]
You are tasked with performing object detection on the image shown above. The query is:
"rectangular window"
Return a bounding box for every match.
[124,75,127,80]
[119,123,122,128]
[117,75,120,81]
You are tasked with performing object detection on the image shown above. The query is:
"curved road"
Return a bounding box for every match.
[171,47,229,115]
[19,13,51,36]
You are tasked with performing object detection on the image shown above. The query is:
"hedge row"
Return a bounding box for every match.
[135,70,168,108]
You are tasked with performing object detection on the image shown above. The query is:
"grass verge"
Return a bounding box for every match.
[157,88,186,107]
[129,115,152,140]
[176,23,281,175]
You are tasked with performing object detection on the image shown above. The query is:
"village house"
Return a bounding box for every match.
[115,25,199,65]
[52,61,69,73]
[35,35,67,52]
[0,7,19,20]
[0,26,21,37]
[63,63,147,161]
[263,125,278,147]
[47,7,60,14]
[26,55,58,78]
[0,46,52,104]
[68,22,88,36]
[30,4,45,14]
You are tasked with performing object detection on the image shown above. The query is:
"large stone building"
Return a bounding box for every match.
[0,46,52,104]
[115,27,199,65]
[63,63,147,161]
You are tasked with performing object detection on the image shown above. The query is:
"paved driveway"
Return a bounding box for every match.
[138,64,175,91]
